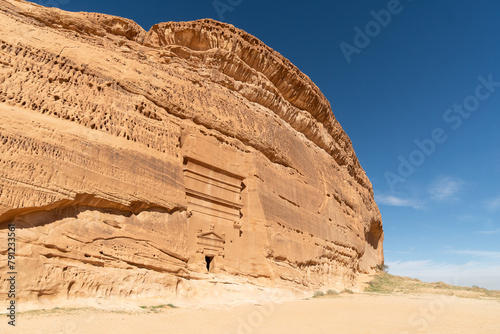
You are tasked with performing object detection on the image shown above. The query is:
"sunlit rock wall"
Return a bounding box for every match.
[0,0,383,302]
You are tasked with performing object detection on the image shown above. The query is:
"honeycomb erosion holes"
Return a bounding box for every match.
[0,0,383,304]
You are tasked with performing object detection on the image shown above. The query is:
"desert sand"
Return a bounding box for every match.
[2,273,499,333]
[1,292,499,334]
[1,2,497,333]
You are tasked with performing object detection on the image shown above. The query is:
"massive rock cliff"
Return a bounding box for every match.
[0,0,383,303]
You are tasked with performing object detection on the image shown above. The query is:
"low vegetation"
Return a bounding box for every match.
[139,304,177,312]
[313,288,355,298]
[313,291,325,298]
[21,307,127,316]
[21,304,179,316]
[375,263,389,273]
[365,272,500,299]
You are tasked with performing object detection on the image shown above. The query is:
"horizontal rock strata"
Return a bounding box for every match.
[0,0,383,302]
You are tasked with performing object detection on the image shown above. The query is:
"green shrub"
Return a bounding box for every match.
[140,304,177,311]
[376,263,389,273]
[151,304,166,310]
[313,290,325,298]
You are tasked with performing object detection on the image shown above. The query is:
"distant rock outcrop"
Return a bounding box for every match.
[0,0,383,303]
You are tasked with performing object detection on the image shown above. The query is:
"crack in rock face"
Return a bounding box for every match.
[0,0,383,304]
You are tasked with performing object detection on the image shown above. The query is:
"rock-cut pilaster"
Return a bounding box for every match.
[0,0,383,303]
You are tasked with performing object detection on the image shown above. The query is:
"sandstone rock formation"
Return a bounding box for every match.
[0,0,383,303]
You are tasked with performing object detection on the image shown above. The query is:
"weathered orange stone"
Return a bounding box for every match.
[0,0,383,303]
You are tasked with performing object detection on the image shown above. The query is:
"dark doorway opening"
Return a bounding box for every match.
[205,256,214,272]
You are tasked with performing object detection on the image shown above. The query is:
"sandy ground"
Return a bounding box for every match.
[2,293,499,334]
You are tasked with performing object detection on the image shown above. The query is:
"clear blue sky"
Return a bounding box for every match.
[32,0,500,289]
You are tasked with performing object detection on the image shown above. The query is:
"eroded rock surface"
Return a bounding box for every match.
[0,0,383,303]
